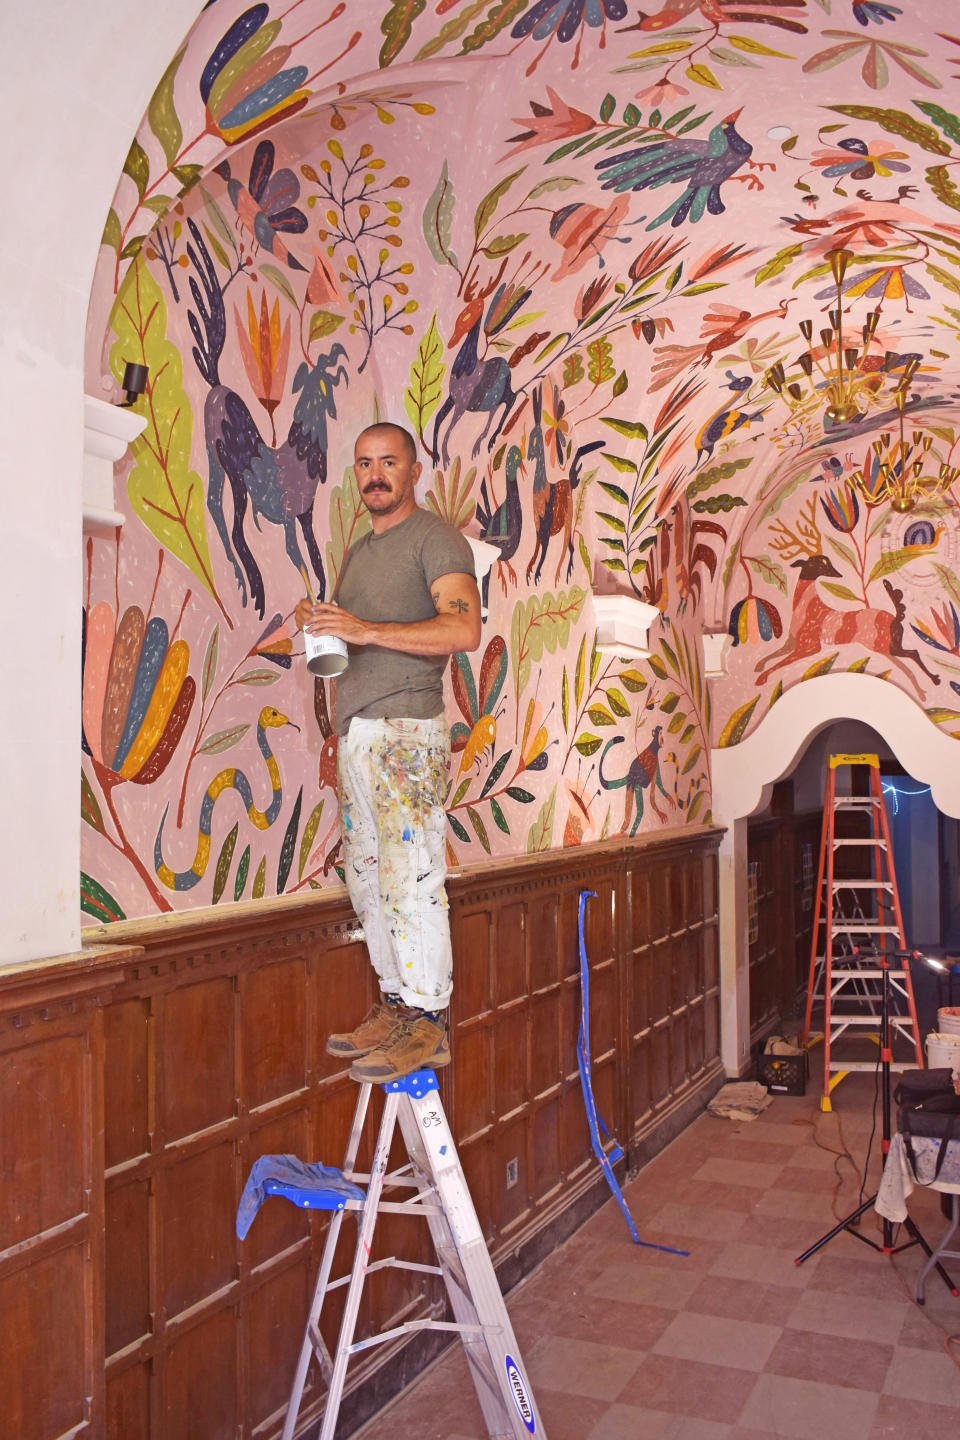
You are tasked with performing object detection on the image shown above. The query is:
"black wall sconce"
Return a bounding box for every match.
[119,361,149,407]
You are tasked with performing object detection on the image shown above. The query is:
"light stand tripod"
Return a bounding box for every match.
[795,948,956,1296]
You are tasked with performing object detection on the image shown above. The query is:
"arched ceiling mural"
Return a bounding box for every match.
[81,0,960,922]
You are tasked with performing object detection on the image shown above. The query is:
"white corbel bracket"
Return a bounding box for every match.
[702,631,732,677]
[592,593,661,660]
[83,394,147,530]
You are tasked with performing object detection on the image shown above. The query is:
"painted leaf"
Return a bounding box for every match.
[123,138,150,201]
[660,691,680,713]
[561,667,570,731]
[237,668,280,686]
[574,634,586,708]
[474,168,524,241]
[452,777,471,805]
[212,822,239,904]
[81,770,107,835]
[821,581,861,603]
[309,310,345,341]
[717,695,759,748]
[80,872,126,924]
[102,208,122,254]
[198,723,250,756]
[606,687,630,718]
[480,749,512,798]
[202,625,219,700]
[298,801,325,880]
[448,811,470,844]
[682,745,702,775]
[801,653,838,679]
[588,705,615,726]
[505,785,535,803]
[380,0,426,66]
[461,0,529,56]
[575,733,602,756]
[828,104,950,156]
[405,313,446,437]
[916,100,960,146]
[416,0,486,59]
[260,263,299,308]
[148,48,185,168]
[252,855,267,899]
[526,786,556,854]
[618,668,647,692]
[510,587,586,702]
[489,797,509,834]
[587,336,615,386]
[466,805,491,854]
[234,844,251,901]
[687,790,706,822]
[927,707,960,724]
[277,787,303,894]
[686,63,721,89]
[326,465,372,592]
[109,258,221,608]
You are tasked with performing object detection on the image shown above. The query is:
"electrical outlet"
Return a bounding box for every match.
[505,1157,518,1189]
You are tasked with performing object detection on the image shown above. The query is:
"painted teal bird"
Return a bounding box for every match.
[595,109,753,230]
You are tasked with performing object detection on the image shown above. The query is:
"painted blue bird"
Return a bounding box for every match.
[595,109,756,230]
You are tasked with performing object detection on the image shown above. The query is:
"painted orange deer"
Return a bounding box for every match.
[754,550,940,698]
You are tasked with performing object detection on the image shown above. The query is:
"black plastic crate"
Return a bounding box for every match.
[758,1050,807,1096]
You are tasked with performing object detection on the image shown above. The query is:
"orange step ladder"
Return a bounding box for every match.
[801,753,923,1110]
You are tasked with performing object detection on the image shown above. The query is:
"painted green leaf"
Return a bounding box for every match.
[915,100,960,145]
[202,626,219,701]
[298,801,325,880]
[574,634,586,707]
[422,162,459,270]
[718,695,759,748]
[588,705,616,726]
[81,770,107,835]
[510,587,587,701]
[237,668,280,686]
[102,208,122,254]
[452,777,471,806]
[927,707,960,724]
[506,786,535,803]
[260,263,299,308]
[828,104,950,156]
[309,310,345,342]
[326,465,373,593]
[561,667,570,731]
[234,844,251,901]
[198,724,250,756]
[599,93,616,122]
[123,138,150,201]
[80,872,126,924]
[660,691,680,713]
[482,232,527,257]
[416,0,486,58]
[526,785,556,854]
[448,812,470,844]
[466,804,491,854]
[648,656,668,680]
[380,0,426,65]
[480,750,512,798]
[801,653,838,680]
[277,787,303,894]
[668,711,686,734]
[661,640,680,677]
[490,797,509,834]
[682,744,702,775]
[148,47,185,169]
[822,581,861,603]
[575,733,602,756]
[461,0,529,56]
[212,822,239,904]
[109,258,222,608]
[687,790,706,822]
[405,313,446,438]
[601,416,649,442]
[474,168,524,240]
[606,687,630,717]
[526,175,582,199]
[252,855,266,899]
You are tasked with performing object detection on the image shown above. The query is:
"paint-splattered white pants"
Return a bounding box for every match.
[337,715,453,1010]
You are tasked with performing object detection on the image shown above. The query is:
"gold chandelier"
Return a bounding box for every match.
[764,248,909,425]
[849,385,959,513]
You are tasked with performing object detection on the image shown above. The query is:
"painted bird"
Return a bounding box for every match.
[595,109,758,230]
[694,373,767,467]
[475,444,526,608]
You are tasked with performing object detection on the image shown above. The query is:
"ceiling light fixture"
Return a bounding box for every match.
[848,385,959,513]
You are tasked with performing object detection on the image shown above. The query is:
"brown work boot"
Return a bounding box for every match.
[349,1013,450,1082]
[326,1001,410,1059]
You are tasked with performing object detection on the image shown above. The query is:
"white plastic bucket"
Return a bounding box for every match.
[937,1006,960,1036]
[925,1031,960,1088]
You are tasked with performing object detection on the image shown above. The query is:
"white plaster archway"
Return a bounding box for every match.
[709,674,960,1076]
[0,1,203,963]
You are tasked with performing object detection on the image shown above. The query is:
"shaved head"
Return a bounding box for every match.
[356,422,418,465]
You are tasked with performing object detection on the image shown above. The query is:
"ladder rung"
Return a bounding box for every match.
[830,924,901,934]
[833,797,881,807]
[827,1060,918,1073]
[832,838,887,847]
[830,968,909,979]
[831,881,893,890]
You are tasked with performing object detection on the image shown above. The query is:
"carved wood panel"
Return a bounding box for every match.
[3,830,721,1440]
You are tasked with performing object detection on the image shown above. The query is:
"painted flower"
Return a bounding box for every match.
[254,614,294,669]
[911,601,960,655]
[235,289,292,438]
[811,136,909,181]
[852,2,901,24]
[728,597,782,647]
[635,77,688,109]
[815,265,929,308]
[506,86,595,156]
[201,4,311,147]
[802,29,940,90]
[511,0,628,45]
[575,274,612,322]
[217,140,309,271]
[550,195,630,280]
[820,484,861,533]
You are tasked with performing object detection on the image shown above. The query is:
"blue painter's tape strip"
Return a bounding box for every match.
[577,889,690,1257]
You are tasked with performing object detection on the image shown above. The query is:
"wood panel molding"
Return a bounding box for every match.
[2,828,722,1440]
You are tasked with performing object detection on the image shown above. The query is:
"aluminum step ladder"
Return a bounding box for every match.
[800,753,923,1110]
[271,1068,545,1440]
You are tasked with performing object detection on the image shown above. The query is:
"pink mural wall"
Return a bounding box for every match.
[81,1,960,921]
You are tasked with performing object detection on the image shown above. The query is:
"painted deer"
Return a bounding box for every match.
[754,550,940,698]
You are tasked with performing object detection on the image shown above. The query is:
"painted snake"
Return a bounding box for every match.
[155,705,298,891]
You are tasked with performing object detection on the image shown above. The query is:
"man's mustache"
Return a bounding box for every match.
[363,482,390,492]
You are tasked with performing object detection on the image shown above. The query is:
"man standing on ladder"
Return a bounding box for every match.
[296,423,480,1082]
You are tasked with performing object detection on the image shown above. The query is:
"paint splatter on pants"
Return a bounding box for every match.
[337,715,453,1011]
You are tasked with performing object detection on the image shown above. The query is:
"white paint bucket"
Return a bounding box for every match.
[304,628,348,677]
[937,1006,960,1037]
[925,1031,960,1089]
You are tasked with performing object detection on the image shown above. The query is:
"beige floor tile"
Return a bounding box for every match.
[652,1311,782,1372]
[785,1286,909,1344]
[591,1407,732,1439]
[736,1373,879,1440]
[526,1334,643,1401]
[882,1343,960,1406]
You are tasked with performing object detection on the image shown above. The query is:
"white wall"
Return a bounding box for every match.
[0,3,202,963]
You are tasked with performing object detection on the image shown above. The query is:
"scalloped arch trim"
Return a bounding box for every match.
[711,674,960,823]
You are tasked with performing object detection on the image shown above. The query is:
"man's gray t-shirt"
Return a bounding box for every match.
[332,507,475,735]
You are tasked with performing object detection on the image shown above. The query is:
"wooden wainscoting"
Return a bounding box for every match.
[747,808,822,1044]
[0,827,721,1440]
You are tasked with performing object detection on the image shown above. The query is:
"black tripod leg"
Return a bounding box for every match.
[795,1194,878,1266]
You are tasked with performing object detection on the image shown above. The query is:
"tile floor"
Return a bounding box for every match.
[353,1073,960,1439]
